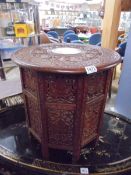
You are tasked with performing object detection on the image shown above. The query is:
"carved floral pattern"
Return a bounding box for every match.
[82,101,103,146]
[26,97,42,139]
[85,71,107,101]
[45,75,77,104]
[13,43,121,72]
[22,68,37,97]
[47,109,74,146]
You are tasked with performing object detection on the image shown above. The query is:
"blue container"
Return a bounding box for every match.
[0,44,24,60]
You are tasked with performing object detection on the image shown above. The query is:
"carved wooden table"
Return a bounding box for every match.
[12,43,121,162]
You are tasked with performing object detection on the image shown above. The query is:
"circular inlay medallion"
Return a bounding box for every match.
[52,47,81,55]
[12,43,121,73]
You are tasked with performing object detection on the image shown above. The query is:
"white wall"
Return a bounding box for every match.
[115,25,131,118]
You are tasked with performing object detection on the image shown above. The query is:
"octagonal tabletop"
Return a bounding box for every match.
[12,43,121,74]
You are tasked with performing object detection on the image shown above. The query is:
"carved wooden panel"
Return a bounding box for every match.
[81,100,103,146]
[47,108,74,147]
[45,75,77,104]
[26,96,42,140]
[21,69,111,161]
[85,71,107,102]
[21,68,38,97]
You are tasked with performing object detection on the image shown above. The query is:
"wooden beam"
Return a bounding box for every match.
[101,0,121,49]
[103,0,131,11]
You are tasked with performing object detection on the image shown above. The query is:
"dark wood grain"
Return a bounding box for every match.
[12,43,121,162]
[12,43,121,74]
